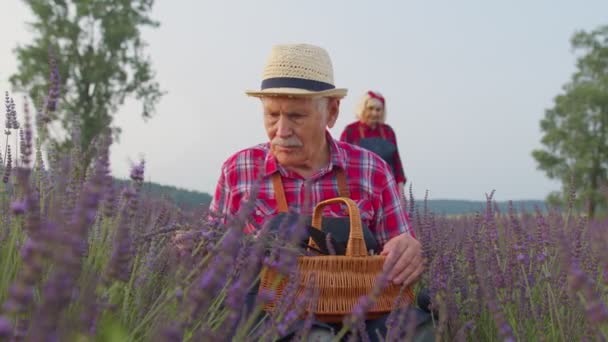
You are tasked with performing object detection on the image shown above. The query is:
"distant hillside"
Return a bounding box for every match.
[412,199,547,216]
[120,179,546,215]
[113,178,212,209]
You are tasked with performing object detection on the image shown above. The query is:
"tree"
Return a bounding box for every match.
[532,25,608,218]
[9,0,164,170]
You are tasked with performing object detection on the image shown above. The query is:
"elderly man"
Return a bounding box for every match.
[208,44,428,341]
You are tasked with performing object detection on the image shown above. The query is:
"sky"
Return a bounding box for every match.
[1,0,607,202]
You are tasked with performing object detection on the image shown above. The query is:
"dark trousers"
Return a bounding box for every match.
[274,309,433,342]
[242,284,434,342]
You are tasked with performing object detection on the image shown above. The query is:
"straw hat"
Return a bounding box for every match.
[246,43,348,98]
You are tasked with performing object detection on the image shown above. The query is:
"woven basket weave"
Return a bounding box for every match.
[259,197,414,323]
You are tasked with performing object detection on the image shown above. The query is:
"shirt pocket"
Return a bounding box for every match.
[251,198,278,228]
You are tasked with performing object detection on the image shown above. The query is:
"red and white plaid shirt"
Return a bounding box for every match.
[208,130,414,246]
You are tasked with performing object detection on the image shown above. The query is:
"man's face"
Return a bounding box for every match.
[262,96,339,170]
[362,98,384,127]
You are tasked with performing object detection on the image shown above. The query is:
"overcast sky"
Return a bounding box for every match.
[1,0,607,201]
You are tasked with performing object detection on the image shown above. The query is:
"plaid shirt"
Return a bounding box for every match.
[209,130,414,246]
[339,121,407,185]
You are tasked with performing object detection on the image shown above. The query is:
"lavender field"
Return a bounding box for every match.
[0,95,607,341]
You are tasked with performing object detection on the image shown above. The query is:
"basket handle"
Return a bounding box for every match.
[311,197,368,257]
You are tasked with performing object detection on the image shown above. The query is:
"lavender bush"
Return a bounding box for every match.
[407,189,608,341]
[0,63,606,341]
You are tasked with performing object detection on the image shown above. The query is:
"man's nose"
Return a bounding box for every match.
[276,116,292,137]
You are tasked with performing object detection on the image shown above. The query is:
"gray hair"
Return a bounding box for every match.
[315,97,330,112]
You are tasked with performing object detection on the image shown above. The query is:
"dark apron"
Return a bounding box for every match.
[357,125,398,178]
[240,170,433,341]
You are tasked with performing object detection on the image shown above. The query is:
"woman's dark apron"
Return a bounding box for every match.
[357,125,398,179]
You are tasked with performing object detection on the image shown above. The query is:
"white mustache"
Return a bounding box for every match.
[271,137,303,147]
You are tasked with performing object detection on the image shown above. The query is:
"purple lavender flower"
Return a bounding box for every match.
[26,135,108,340]
[19,129,25,161]
[10,200,26,215]
[184,255,228,322]
[485,190,499,243]
[0,316,11,338]
[104,186,137,282]
[174,288,183,302]
[586,300,608,325]
[533,206,547,229]
[2,284,33,315]
[161,323,184,342]
[270,268,300,318]
[407,183,416,222]
[2,145,11,184]
[100,141,115,218]
[343,272,389,331]
[4,92,13,132]
[516,253,526,262]
[486,300,516,342]
[104,156,144,281]
[19,98,33,167]
[10,98,19,130]
[568,263,587,293]
[130,159,145,183]
[35,97,51,126]
[47,47,61,113]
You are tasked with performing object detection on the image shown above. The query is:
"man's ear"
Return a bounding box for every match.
[326,98,340,128]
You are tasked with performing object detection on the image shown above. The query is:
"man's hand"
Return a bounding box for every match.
[171,230,196,257]
[381,233,424,286]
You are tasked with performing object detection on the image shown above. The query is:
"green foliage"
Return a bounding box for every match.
[113,178,213,209]
[9,0,164,170]
[532,24,608,218]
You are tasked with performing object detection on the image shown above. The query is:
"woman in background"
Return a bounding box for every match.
[340,90,408,197]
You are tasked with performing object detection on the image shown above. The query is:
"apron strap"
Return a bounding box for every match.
[271,172,289,213]
[379,125,386,139]
[336,168,350,198]
[359,124,386,140]
[271,168,351,213]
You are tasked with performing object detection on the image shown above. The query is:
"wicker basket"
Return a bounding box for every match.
[259,197,414,323]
